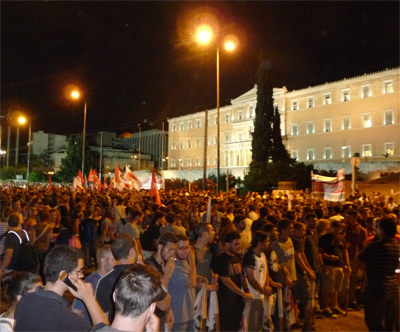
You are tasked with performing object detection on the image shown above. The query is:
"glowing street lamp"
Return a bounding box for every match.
[71,90,87,177]
[196,25,237,193]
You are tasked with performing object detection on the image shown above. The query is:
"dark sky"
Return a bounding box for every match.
[1,1,399,138]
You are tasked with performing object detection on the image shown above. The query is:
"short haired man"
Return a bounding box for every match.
[95,233,140,320]
[233,214,251,253]
[358,217,399,331]
[160,212,186,236]
[251,207,270,235]
[73,245,116,323]
[212,230,253,332]
[319,220,350,318]
[242,231,273,332]
[121,209,144,257]
[15,245,108,331]
[92,265,164,332]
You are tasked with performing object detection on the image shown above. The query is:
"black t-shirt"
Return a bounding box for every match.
[140,224,161,251]
[292,237,306,275]
[5,230,27,270]
[304,229,320,272]
[319,232,346,267]
[212,252,243,305]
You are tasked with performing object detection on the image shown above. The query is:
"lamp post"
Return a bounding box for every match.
[71,90,87,176]
[17,116,31,181]
[196,25,236,193]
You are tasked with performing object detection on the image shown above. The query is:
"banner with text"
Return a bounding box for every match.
[311,169,345,202]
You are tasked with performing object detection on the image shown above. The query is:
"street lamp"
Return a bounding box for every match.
[71,90,87,176]
[196,25,236,193]
[18,117,32,183]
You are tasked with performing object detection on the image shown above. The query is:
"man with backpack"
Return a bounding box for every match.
[0,214,38,277]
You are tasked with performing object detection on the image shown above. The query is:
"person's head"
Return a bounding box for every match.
[378,217,397,238]
[8,214,20,227]
[333,205,342,215]
[43,245,85,283]
[112,233,138,262]
[113,265,163,323]
[4,271,42,303]
[125,206,134,217]
[330,220,343,235]
[261,223,279,243]
[130,210,143,223]
[151,211,165,224]
[12,199,21,211]
[156,232,178,262]
[277,218,294,239]
[222,230,241,254]
[194,223,215,243]
[96,244,116,273]
[251,230,269,251]
[28,206,38,218]
[93,206,102,218]
[233,214,246,232]
[39,210,50,223]
[259,207,268,219]
[165,212,177,224]
[304,213,317,229]
[175,234,190,261]
[294,222,306,240]
[345,209,358,227]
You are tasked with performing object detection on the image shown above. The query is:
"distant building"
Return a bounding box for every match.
[167,67,399,180]
[32,131,67,155]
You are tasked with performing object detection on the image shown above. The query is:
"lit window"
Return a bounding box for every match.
[214,135,218,145]
[187,140,191,148]
[171,160,176,167]
[307,121,315,134]
[207,117,210,126]
[172,142,176,150]
[384,81,393,94]
[324,147,332,159]
[291,150,298,160]
[292,100,298,111]
[196,119,201,128]
[225,153,229,166]
[342,116,351,130]
[249,106,255,118]
[207,137,210,146]
[307,97,314,108]
[342,89,350,102]
[385,143,394,155]
[214,157,217,165]
[324,119,332,132]
[384,110,394,125]
[225,134,230,143]
[187,159,191,166]
[172,124,176,132]
[363,144,372,157]
[343,146,351,158]
[180,123,184,131]
[362,85,370,98]
[196,158,200,166]
[206,157,209,165]
[195,138,200,147]
[179,141,183,149]
[238,111,243,120]
[324,93,332,105]
[291,123,298,136]
[215,116,218,125]
[307,149,315,160]
[362,113,372,128]
[225,114,230,123]
[188,121,192,129]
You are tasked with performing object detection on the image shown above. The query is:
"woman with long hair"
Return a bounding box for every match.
[22,206,38,244]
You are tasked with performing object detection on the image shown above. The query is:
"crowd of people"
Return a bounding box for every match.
[0,184,398,332]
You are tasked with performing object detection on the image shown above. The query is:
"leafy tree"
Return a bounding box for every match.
[272,106,292,163]
[57,134,93,182]
[29,171,48,182]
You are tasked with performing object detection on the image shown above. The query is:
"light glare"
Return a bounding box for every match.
[225,41,235,51]
[196,25,212,44]
[18,117,27,124]
[71,91,80,99]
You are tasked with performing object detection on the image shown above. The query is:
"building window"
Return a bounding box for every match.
[291,123,299,136]
[171,159,176,168]
[291,150,298,160]
[187,140,191,148]
[385,142,394,156]
[215,116,218,125]
[362,144,372,157]
[307,149,315,160]
[324,93,332,105]
[324,147,332,159]
[180,123,184,131]
[342,89,350,102]
[384,80,393,94]
[171,142,176,150]
[225,133,230,143]
[324,119,332,132]
[196,158,200,166]
[249,126,254,133]
[362,113,372,128]
[292,100,298,111]
[238,132,243,141]
[307,97,314,108]
[207,137,210,146]
[187,159,191,166]
[307,121,315,134]
[238,111,243,120]
[179,141,183,149]
[172,124,176,132]
[384,109,394,125]
[342,116,351,130]
[207,117,210,126]
[196,119,201,128]
[249,106,255,118]
[214,135,218,145]
[206,157,209,166]
[214,157,217,165]
[195,138,200,147]
[188,121,192,129]
[343,146,351,158]
[362,85,370,98]
[225,114,230,123]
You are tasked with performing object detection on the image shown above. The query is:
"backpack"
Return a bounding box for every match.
[7,230,38,273]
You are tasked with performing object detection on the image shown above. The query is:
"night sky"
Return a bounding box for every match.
[1,1,399,139]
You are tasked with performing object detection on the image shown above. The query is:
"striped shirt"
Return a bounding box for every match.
[358,237,400,296]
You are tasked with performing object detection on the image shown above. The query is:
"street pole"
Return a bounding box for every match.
[203,109,208,190]
[216,46,220,194]
[161,122,164,169]
[15,127,19,166]
[138,124,141,173]
[82,100,87,176]
[26,124,32,183]
[6,126,10,167]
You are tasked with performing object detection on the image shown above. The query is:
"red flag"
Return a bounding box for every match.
[103,176,108,191]
[151,167,162,207]
[49,176,52,189]
[115,166,122,183]
[77,170,85,184]
[88,169,94,182]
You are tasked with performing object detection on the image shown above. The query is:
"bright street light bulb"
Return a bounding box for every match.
[18,117,26,124]
[71,91,80,99]
[225,41,235,51]
[196,25,212,44]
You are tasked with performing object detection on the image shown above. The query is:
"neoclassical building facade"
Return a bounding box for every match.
[167,67,399,180]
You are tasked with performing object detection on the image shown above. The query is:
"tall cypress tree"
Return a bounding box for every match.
[251,49,274,163]
[272,105,292,163]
